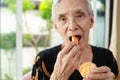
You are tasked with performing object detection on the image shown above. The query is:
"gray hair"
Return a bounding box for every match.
[51,0,93,21]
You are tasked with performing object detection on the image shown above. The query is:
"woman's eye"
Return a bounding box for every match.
[77,14,83,18]
[60,17,66,21]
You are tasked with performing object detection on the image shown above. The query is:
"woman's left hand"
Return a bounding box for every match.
[84,66,115,80]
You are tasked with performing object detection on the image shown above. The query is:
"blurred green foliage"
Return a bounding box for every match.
[4,73,13,80]
[39,0,52,21]
[23,34,50,47]
[23,68,31,75]
[99,0,105,5]
[5,0,35,13]
[38,0,53,45]
[98,0,105,11]
[0,33,50,50]
[23,0,35,12]
[0,32,16,50]
[4,0,16,13]
[24,34,31,41]
[39,0,53,31]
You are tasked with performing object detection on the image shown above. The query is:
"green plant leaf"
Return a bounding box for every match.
[0,32,16,51]
[4,0,35,13]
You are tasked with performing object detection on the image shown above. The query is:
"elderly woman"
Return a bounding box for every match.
[31,0,119,80]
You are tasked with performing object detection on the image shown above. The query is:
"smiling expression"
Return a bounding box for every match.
[53,0,94,49]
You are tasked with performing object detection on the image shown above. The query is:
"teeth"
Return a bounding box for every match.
[69,35,81,44]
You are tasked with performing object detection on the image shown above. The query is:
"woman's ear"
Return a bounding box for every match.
[90,14,94,28]
[52,21,57,29]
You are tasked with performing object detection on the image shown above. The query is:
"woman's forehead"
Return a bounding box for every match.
[56,0,87,8]
[55,0,88,16]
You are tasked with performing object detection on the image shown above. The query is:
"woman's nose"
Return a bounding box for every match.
[68,19,79,31]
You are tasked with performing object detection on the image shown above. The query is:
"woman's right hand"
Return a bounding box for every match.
[50,42,82,80]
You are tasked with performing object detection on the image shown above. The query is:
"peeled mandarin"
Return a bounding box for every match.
[79,62,97,78]
[72,36,78,45]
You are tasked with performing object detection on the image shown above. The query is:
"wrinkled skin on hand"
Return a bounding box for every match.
[50,42,82,80]
[83,66,115,80]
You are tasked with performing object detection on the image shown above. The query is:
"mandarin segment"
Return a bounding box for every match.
[72,36,78,45]
[79,62,97,78]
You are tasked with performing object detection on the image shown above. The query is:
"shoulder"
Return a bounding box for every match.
[91,45,115,66]
[37,44,62,60]
[32,45,62,78]
[91,45,113,56]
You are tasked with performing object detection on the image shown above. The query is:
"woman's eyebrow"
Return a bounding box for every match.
[58,13,67,18]
[75,9,86,13]
[59,14,65,17]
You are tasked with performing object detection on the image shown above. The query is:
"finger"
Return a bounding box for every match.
[73,49,81,61]
[91,66,111,74]
[86,67,115,80]
[86,72,109,80]
[86,71,115,80]
[63,45,80,70]
[66,45,81,60]
[60,48,81,74]
[73,50,82,69]
[58,42,75,58]
[57,43,78,74]
[60,46,81,74]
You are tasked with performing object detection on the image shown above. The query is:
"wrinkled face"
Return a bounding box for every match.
[53,0,94,49]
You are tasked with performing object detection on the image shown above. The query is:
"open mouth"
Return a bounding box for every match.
[69,35,82,42]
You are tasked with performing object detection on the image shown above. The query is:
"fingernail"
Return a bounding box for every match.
[91,69,96,73]
[86,74,89,79]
